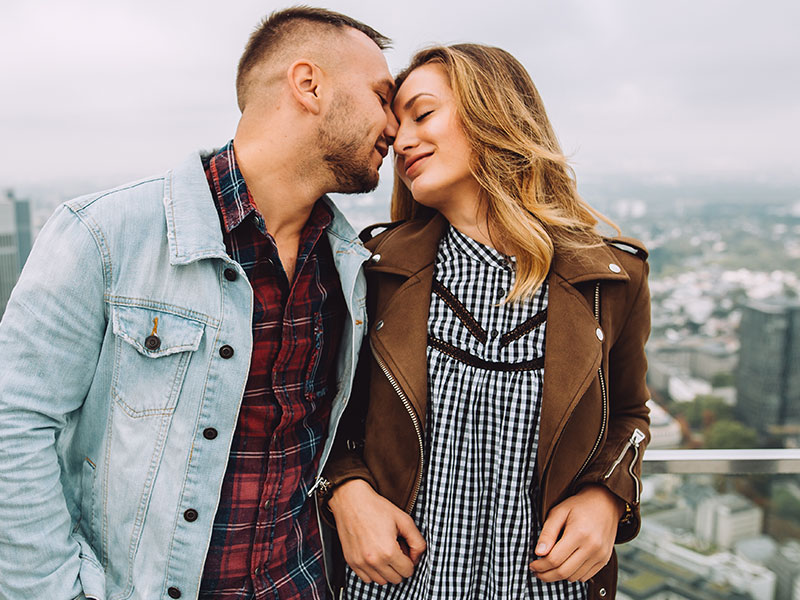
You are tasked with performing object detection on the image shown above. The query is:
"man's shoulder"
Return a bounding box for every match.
[66,173,167,217]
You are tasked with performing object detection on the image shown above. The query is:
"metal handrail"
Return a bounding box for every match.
[642,448,800,474]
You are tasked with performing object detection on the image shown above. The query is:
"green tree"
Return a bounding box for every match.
[711,372,735,388]
[682,395,733,429]
[704,420,758,449]
[773,488,800,522]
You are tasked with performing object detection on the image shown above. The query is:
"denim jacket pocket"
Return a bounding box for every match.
[110,304,204,416]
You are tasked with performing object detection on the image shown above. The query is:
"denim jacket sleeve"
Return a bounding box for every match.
[0,204,107,599]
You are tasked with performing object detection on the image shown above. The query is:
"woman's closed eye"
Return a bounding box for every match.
[414,110,433,123]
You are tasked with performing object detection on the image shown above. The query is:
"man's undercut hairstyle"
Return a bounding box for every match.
[236,6,391,110]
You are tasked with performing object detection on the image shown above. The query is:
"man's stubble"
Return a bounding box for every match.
[317,93,380,195]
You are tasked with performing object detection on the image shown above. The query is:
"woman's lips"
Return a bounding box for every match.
[404,152,432,177]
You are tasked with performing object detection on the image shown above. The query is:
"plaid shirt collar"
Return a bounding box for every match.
[206,140,333,235]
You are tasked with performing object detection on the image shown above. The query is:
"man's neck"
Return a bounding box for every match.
[233,137,325,241]
[232,131,332,282]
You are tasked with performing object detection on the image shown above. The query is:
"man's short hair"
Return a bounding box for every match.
[236,6,391,110]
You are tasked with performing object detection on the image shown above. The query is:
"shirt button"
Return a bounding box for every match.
[264,500,270,510]
[599,588,607,597]
[183,508,198,522]
[375,320,384,331]
[254,566,261,576]
[203,427,218,440]
[497,289,505,301]
[224,268,238,281]
[219,345,234,359]
[490,329,499,339]
[144,335,161,351]
[370,253,382,263]
[167,587,182,599]
[596,327,605,341]
[608,263,621,273]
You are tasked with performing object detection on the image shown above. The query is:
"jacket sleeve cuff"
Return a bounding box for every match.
[319,454,378,529]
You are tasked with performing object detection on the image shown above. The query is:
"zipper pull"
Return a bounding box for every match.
[604,440,633,480]
[308,476,333,498]
[603,428,646,480]
[631,428,645,447]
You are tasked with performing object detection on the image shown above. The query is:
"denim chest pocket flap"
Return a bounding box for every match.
[110,304,205,416]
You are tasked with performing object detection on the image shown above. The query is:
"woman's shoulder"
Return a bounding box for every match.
[358,213,449,254]
[358,220,407,247]
[603,235,648,261]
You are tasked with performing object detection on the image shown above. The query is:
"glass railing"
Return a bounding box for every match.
[643,448,800,474]
[617,450,800,600]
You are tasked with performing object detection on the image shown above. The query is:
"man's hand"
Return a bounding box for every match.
[328,479,426,585]
[529,484,624,583]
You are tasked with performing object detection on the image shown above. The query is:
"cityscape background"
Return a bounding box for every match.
[1,1,799,599]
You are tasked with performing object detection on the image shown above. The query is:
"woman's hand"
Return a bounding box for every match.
[529,484,625,582]
[328,478,427,585]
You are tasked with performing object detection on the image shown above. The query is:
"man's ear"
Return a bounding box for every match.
[287,59,323,115]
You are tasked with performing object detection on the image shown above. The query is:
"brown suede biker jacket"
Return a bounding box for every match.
[322,213,651,599]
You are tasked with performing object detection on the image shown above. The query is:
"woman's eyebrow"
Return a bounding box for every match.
[400,92,436,112]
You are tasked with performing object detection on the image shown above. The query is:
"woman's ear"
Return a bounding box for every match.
[287,59,322,114]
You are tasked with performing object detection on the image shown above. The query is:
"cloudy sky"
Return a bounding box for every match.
[1,0,798,192]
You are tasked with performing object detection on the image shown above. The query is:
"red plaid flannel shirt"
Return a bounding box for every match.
[199,142,345,600]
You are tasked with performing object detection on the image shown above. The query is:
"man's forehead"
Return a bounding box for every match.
[339,28,391,72]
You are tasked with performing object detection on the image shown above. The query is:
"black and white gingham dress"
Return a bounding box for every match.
[346,226,587,599]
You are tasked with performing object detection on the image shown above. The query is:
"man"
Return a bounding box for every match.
[0,7,396,600]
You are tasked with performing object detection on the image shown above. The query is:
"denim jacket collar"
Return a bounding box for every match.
[164,153,369,267]
[165,153,229,266]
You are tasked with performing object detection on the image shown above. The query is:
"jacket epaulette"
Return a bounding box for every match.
[605,236,648,260]
[358,220,406,243]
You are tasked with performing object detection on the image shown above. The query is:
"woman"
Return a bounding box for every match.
[320,44,650,600]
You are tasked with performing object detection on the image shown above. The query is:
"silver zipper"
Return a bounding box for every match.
[314,491,336,598]
[307,476,332,498]
[572,283,607,484]
[603,428,646,483]
[371,342,424,513]
[629,441,642,505]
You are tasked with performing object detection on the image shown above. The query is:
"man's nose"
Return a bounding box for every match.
[383,108,399,143]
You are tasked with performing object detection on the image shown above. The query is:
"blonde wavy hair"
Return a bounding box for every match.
[391,44,618,302]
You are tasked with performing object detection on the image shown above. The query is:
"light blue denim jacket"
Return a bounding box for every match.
[0,153,371,600]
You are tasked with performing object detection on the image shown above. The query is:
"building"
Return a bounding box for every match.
[767,541,800,600]
[736,299,800,439]
[646,400,683,448]
[696,493,764,550]
[0,196,20,318]
[9,191,32,267]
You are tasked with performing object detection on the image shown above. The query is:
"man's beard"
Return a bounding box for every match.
[317,95,380,194]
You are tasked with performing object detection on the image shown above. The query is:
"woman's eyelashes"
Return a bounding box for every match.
[414,110,433,123]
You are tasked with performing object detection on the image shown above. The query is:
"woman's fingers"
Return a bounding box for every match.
[529,485,620,582]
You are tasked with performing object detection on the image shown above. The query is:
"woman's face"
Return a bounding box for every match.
[391,64,480,212]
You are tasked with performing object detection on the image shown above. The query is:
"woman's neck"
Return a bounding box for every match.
[441,199,507,254]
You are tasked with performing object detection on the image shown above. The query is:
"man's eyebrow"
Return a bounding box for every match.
[401,92,436,112]
[377,78,395,94]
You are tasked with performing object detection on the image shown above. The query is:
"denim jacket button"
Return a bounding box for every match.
[203,427,218,440]
[224,268,238,281]
[183,508,198,522]
[144,335,161,351]
[167,587,181,598]
[219,345,234,359]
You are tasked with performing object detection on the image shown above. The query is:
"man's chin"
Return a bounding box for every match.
[334,169,379,195]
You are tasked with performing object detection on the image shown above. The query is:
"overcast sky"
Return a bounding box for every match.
[1,0,798,192]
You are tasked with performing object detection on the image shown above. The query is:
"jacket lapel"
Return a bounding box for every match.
[367,214,632,454]
[537,244,630,477]
[367,214,449,426]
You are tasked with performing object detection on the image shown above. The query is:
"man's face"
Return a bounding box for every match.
[317,30,397,194]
